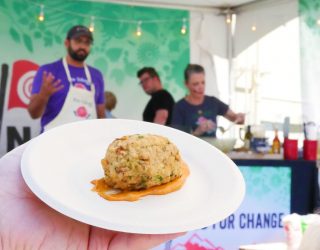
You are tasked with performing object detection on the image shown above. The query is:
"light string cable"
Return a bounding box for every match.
[26,0,189,26]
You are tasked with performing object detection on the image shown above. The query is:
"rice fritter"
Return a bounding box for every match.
[101,134,183,191]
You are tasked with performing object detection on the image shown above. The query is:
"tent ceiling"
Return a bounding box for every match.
[95,0,261,11]
[129,0,258,8]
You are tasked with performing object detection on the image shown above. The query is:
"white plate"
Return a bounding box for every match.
[21,119,245,234]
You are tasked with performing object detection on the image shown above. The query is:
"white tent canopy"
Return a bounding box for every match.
[94,0,300,128]
[91,0,259,11]
[94,0,297,55]
[93,0,298,100]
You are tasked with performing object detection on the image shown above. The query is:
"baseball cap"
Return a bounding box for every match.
[66,25,93,41]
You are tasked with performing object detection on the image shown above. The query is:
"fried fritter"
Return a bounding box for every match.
[101,134,183,191]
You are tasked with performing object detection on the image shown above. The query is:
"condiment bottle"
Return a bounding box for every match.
[244,125,253,151]
[272,129,281,154]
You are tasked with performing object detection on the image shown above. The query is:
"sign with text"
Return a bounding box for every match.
[154,166,291,250]
[0,61,41,156]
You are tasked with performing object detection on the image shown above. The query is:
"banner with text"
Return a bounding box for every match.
[154,166,291,250]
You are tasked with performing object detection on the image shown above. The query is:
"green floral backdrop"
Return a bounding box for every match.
[240,166,291,208]
[299,0,320,124]
[0,0,189,119]
[299,0,320,32]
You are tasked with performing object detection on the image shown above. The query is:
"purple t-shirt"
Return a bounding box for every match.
[31,59,105,131]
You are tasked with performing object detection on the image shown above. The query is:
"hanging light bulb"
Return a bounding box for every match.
[136,21,142,37]
[38,4,44,22]
[251,25,257,31]
[226,13,232,24]
[180,18,187,35]
[89,16,95,32]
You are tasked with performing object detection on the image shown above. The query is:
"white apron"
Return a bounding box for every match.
[44,58,97,131]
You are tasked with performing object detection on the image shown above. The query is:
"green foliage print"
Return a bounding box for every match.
[299,0,320,35]
[240,166,291,208]
[0,0,189,96]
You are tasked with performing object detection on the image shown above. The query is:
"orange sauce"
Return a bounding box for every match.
[91,163,190,201]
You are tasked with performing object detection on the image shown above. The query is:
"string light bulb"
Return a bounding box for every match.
[38,4,44,22]
[180,18,187,35]
[251,25,257,31]
[136,21,142,37]
[226,13,232,24]
[317,19,320,26]
[89,16,95,32]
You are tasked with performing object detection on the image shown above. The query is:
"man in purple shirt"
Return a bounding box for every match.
[28,25,105,132]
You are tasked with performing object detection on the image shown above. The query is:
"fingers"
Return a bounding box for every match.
[206,120,215,130]
[42,71,55,84]
[199,120,215,133]
[0,143,28,171]
[40,71,63,96]
[52,79,61,87]
[52,86,64,94]
[52,79,64,93]
[5,142,28,157]
[0,142,34,199]
[41,71,48,82]
[235,113,245,124]
[42,71,58,87]
[198,123,207,133]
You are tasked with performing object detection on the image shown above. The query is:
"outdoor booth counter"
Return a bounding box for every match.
[232,158,320,214]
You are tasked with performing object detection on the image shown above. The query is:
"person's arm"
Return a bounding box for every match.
[28,94,50,119]
[213,96,245,125]
[152,91,174,125]
[192,126,205,137]
[28,71,63,119]
[224,109,245,124]
[96,104,106,118]
[153,109,168,125]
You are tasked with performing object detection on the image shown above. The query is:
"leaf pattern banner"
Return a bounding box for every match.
[0,0,190,119]
[299,0,320,124]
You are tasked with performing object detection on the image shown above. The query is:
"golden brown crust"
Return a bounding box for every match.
[101,134,183,191]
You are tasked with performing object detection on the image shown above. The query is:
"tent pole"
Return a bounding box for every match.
[227,13,236,107]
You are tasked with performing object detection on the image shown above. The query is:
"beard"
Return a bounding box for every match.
[68,46,88,62]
